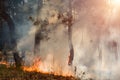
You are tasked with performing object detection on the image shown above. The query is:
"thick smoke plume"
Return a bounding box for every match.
[17,0,120,79]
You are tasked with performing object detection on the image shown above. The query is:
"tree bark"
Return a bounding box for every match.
[0,0,22,68]
[68,0,74,66]
[34,0,43,54]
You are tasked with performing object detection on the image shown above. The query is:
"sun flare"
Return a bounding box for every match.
[110,0,120,6]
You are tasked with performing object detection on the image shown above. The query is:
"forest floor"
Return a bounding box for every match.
[0,64,79,80]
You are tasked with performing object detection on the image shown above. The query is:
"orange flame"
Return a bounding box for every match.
[0,61,8,65]
[23,56,74,77]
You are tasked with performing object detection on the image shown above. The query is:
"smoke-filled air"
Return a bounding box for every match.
[1,0,120,80]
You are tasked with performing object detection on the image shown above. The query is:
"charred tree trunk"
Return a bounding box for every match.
[34,0,43,54]
[34,19,49,54]
[13,51,22,68]
[0,0,22,68]
[68,25,74,65]
[34,28,42,54]
[68,0,74,66]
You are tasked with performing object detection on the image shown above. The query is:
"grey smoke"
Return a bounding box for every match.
[16,0,120,80]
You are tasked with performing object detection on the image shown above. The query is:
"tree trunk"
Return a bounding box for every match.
[68,0,74,66]
[68,25,74,65]
[13,51,22,68]
[34,28,42,54]
[0,0,22,68]
[34,0,43,54]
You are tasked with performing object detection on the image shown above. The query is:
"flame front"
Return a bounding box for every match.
[23,56,74,77]
[0,61,8,65]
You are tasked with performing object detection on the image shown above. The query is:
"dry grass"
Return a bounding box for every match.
[0,64,78,80]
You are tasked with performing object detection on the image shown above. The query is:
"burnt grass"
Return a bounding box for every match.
[0,64,78,80]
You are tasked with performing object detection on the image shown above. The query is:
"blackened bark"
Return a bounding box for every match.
[0,11,16,46]
[34,0,43,54]
[68,0,74,66]
[68,23,74,66]
[0,0,22,68]
[13,51,22,68]
[34,28,42,54]
[34,19,49,54]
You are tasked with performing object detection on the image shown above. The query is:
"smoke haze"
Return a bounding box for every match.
[16,0,120,79]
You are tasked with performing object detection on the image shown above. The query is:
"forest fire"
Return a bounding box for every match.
[0,61,8,66]
[23,56,74,77]
[23,57,50,74]
[1,0,120,80]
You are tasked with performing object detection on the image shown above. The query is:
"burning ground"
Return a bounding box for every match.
[1,0,120,80]
[0,64,78,80]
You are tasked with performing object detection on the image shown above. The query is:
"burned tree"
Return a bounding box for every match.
[53,0,75,65]
[0,0,15,46]
[34,0,43,54]
[34,0,50,54]
[0,0,22,68]
[67,0,74,66]
[33,0,74,65]
[34,19,49,54]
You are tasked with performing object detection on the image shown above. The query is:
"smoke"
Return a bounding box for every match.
[71,0,120,80]
[16,0,120,80]
[17,0,74,76]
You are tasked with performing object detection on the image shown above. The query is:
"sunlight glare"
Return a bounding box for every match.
[110,0,120,5]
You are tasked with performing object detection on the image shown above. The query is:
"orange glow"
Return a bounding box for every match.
[0,61,10,67]
[0,61,8,65]
[23,57,51,74]
[23,56,74,77]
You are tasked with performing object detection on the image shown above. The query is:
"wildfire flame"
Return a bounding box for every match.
[0,61,8,65]
[23,56,74,77]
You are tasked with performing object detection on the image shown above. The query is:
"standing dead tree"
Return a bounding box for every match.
[67,0,74,66]
[34,0,43,54]
[56,0,75,66]
[0,0,22,68]
[34,19,49,54]
[33,0,74,65]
